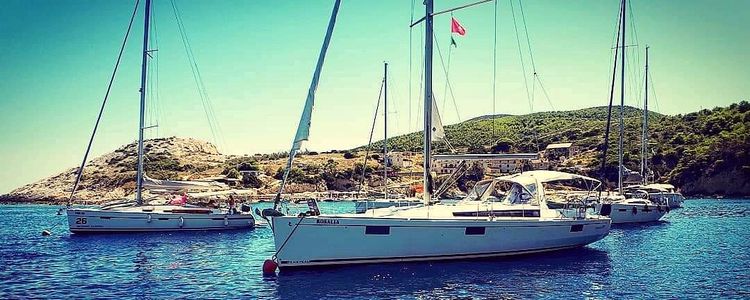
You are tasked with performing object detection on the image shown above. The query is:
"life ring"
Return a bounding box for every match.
[632,206,637,215]
[179,216,184,228]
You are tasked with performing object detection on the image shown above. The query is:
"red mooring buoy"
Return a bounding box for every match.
[262,259,278,276]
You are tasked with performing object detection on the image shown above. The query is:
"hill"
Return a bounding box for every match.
[2,102,748,203]
[357,101,750,196]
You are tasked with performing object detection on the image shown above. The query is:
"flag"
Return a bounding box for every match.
[451,17,466,36]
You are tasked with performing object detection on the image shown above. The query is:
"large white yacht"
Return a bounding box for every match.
[269,171,611,269]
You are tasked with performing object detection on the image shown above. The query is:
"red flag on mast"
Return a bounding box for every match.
[451,17,466,36]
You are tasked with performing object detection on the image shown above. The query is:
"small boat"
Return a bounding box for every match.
[624,183,684,209]
[65,0,254,233]
[597,194,667,224]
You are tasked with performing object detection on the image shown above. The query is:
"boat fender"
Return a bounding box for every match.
[666,205,670,213]
[599,204,612,216]
[632,207,637,215]
[224,215,229,226]
[147,214,152,223]
[179,216,184,228]
[262,259,278,276]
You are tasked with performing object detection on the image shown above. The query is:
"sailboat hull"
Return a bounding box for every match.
[600,202,667,224]
[67,207,255,233]
[270,216,610,269]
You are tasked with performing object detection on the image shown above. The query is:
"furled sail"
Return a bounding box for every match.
[270,0,342,212]
[142,174,227,191]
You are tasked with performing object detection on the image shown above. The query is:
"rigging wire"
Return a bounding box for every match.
[508,0,532,113]
[68,0,141,205]
[409,0,415,134]
[492,0,498,141]
[169,0,225,151]
[441,13,454,115]
[356,78,386,194]
[432,31,461,122]
[599,0,624,186]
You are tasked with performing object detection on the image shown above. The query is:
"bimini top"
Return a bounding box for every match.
[490,170,601,188]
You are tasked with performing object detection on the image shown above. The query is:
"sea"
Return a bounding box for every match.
[1,199,748,299]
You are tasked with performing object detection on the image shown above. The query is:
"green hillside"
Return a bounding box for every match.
[358,101,750,196]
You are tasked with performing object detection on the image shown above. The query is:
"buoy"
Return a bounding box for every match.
[41,230,51,236]
[262,259,278,276]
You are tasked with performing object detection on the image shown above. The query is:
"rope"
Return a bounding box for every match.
[68,0,140,207]
[272,215,306,261]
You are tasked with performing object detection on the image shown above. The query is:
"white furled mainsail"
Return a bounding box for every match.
[270,0,342,211]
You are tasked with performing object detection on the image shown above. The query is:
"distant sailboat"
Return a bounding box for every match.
[65,0,254,233]
[260,0,610,270]
[354,62,422,213]
[624,46,684,209]
[596,0,667,224]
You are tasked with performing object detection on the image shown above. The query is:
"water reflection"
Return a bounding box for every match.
[273,247,612,299]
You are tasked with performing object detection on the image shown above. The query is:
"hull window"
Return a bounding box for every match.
[570,224,584,232]
[365,226,390,235]
[465,227,486,235]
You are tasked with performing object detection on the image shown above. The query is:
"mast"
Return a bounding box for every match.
[642,46,649,184]
[136,0,152,206]
[423,0,434,204]
[383,62,388,200]
[617,0,626,194]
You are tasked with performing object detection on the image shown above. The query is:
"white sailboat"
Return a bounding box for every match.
[596,0,666,224]
[627,46,684,209]
[354,62,422,214]
[261,0,610,271]
[66,0,254,233]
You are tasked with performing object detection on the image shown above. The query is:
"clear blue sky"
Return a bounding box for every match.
[1,0,747,193]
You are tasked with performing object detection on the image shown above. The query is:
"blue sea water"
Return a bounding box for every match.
[1,199,749,299]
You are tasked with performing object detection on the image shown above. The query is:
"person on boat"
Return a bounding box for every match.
[170,192,188,206]
[228,194,237,214]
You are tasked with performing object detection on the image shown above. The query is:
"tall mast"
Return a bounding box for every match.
[383,62,388,200]
[618,0,626,194]
[642,46,649,184]
[423,0,434,204]
[136,0,152,206]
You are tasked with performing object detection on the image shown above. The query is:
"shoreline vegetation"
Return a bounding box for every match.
[2,102,748,204]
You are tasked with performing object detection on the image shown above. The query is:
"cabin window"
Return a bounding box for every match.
[465,227,486,235]
[365,226,390,235]
[570,224,584,232]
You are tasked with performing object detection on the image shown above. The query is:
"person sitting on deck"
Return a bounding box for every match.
[228,194,237,214]
[170,192,188,206]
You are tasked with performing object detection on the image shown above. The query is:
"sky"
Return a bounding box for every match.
[0,0,748,193]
